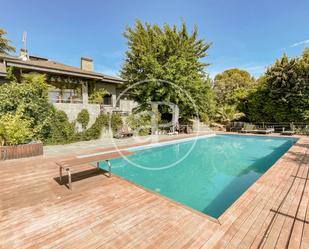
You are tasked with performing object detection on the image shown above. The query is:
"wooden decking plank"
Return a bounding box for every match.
[237,162,299,249]
[0,181,129,237]
[54,200,166,249]
[166,221,217,249]
[208,154,296,248]
[103,206,193,248]
[249,152,307,248]
[0,135,308,249]
[224,161,299,249]
[23,192,154,248]
[257,159,305,249]
[299,157,309,249]
[275,164,308,248]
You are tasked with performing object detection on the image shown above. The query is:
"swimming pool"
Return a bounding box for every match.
[99,134,297,218]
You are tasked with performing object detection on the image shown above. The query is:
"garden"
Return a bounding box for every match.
[0,22,308,158]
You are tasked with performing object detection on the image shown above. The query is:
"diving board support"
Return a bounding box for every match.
[106,160,112,177]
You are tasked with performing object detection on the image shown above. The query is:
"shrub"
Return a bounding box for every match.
[127,111,151,135]
[0,72,123,145]
[89,88,109,104]
[110,113,123,132]
[77,109,90,129]
[81,113,109,140]
[0,73,58,143]
[295,127,309,136]
[44,110,76,145]
[0,113,33,146]
[80,113,123,140]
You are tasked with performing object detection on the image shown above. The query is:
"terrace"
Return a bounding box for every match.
[1,133,308,248]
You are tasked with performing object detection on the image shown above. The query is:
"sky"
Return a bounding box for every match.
[1,0,309,78]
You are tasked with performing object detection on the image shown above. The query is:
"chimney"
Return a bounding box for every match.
[81,57,93,71]
[20,48,29,61]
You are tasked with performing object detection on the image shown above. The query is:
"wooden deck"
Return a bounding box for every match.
[0,135,308,248]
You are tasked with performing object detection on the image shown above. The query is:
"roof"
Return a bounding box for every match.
[0,54,123,84]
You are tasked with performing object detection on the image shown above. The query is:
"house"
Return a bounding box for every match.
[0,49,137,127]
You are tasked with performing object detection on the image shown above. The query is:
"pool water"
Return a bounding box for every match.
[99,135,297,218]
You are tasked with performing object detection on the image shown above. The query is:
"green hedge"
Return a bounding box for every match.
[77,109,90,129]
[76,113,123,141]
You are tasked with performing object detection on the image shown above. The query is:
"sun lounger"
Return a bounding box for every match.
[254,128,275,134]
[281,130,295,135]
[56,150,133,190]
[280,126,295,136]
[239,124,274,134]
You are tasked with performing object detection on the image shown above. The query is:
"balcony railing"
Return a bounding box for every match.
[49,97,83,104]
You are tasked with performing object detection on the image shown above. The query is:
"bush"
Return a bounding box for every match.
[44,110,76,145]
[0,73,58,143]
[0,72,123,145]
[0,113,33,146]
[295,127,309,136]
[89,88,109,104]
[81,113,109,140]
[110,113,123,132]
[77,109,90,129]
[80,113,123,140]
[127,111,151,135]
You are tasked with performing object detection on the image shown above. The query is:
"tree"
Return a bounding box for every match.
[121,20,215,121]
[0,28,15,54]
[213,68,256,106]
[0,73,76,143]
[246,49,309,122]
[215,105,245,124]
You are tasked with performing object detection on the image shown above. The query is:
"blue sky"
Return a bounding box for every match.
[1,0,309,78]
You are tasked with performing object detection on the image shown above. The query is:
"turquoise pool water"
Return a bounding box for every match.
[99,135,297,218]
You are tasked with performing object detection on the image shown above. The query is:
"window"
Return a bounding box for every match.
[103,94,112,105]
[48,84,82,104]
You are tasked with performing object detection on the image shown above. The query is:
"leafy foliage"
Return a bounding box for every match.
[213,68,256,107]
[89,88,109,104]
[110,113,123,132]
[77,109,90,129]
[246,50,309,122]
[215,105,245,124]
[0,73,81,144]
[127,111,152,135]
[0,73,60,141]
[79,113,123,140]
[0,113,33,146]
[44,110,76,145]
[121,20,215,121]
[0,28,15,54]
[0,73,120,145]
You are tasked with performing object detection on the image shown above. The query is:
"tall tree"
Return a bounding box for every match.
[121,20,215,120]
[0,28,15,54]
[213,68,256,106]
[246,49,309,122]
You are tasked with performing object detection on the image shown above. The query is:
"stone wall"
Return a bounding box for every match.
[119,99,138,113]
[53,103,101,130]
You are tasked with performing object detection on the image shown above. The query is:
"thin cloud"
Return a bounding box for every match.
[290,39,309,48]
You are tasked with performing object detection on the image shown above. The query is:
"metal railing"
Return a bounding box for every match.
[228,122,309,135]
